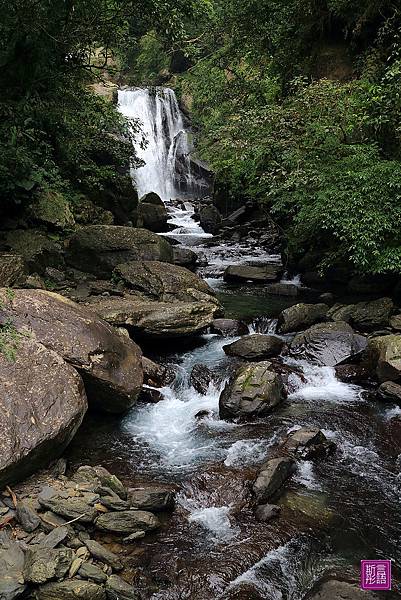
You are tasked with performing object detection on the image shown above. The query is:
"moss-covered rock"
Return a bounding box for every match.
[365,334,401,382]
[31,190,75,229]
[5,230,64,274]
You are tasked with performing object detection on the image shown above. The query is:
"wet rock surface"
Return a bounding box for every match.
[253,457,296,504]
[223,334,285,360]
[210,318,249,336]
[306,579,383,599]
[328,297,394,330]
[0,288,143,413]
[223,263,283,283]
[277,302,329,333]
[365,334,401,381]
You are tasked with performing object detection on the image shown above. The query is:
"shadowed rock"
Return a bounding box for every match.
[253,457,296,504]
[277,303,328,333]
[223,334,284,360]
[365,334,401,382]
[224,264,283,283]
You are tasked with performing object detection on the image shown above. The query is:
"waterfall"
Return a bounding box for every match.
[118,87,199,201]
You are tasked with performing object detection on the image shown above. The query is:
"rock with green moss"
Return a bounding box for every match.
[0,253,27,287]
[72,196,114,226]
[5,230,64,274]
[67,226,173,277]
[219,361,285,420]
[277,303,329,333]
[137,201,168,232]
[31,190,75,229]
[365,334,401,381]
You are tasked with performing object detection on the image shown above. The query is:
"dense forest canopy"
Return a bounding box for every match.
[1,0,401,276]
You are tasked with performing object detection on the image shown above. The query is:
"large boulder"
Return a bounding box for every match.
[84,296,220,339]
[219,361,285,420]
[328,297,394,331]
[253,457,296,504]
[137,200,169,232]
[211,319,249,337]
[199,205,222,234]
[290,321,368,367]
[224,264,283,283]
[114,261,216,304]
[379,381,401,404]
[0,289,143,413]
[283,428,335,460]
[0,253,27,287]
[277,303,328,333]
[139,192,165,207]
[31,189,75,229]
[223,334,284,360]
[172,246,198,270]
[0,336,87,487]
[364,335,401,382]
[67,226,173,277]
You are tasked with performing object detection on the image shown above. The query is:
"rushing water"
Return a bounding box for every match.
[68,88,401,598]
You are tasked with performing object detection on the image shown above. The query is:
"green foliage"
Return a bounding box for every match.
[0,320,24,362]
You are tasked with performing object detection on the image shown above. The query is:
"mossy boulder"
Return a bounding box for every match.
[5,230,64,274]
[277,303,329,333]
[328,297,394,331]
[0,253,27,287]
[67,226,173,277]
[365,334,401,382]
[31,190,75,229]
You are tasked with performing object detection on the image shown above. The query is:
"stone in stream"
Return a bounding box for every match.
[223,334,285,361]
[137,196,169,232]
[277,303,329,334]
[114,260,216,304]
[199,204,222,234]
[390,313,401,331]
[67,225,173,277]
[290,321,368,367]
[0,336,87,488]
[253,457,296,504]
[328,297,394,331]
[219,361,285,420]
[105,575,140,600]
[95,510,160,534]
[85,296,220,339]
[84,540,123,571]
[223,264,283,283]
[334,363,371,383]
[142,357,175,387]
[378,381,401,404]
[190,363,215,395]
[254,503,281,522]
[16,501,41,533]
[364,334,401,382]
[283,428,335,460]
[73,465,127,500]
[265,282,300,297]
[210,318,249,337]
[23,547,73,584]
[0,531,26,600]
[0,288,143,414]
[172,246,198,269]
[128,488,175,512]
[36,580,106,600]
[306,579,381,599]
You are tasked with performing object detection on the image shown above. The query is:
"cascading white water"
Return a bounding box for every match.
[118,87,196,201]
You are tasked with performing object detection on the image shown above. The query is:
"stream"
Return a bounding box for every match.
[67,88,401,598]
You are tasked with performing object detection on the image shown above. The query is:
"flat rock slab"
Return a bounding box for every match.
[0,288,143,413]
[85,296,220,339]
[84,540,123,571]
[128,488,175,512]
[224,264,283,283]
[253,457,296,504]
[105,575,139,600]
[0,336,87,488]
[39,495,98,523]
[23,547,73,584]
[95,510,160,534]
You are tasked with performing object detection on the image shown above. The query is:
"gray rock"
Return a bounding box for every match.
[142,357,174,387]
[37,580,106,600]
[306,579,380,599]
[223,334,284,360]
[219,362,285,421]
[67,225,173,277]
[0,288,143,414]
[122,531,146,544]
[40,526,69,549]
[172,247,198,269]
[390,314,401,331]
[139,192,164,207]
[84,540,123,571]
[190,364,215,395]
[23,547,73,584]
[379,381,401,404]
[38,496,97,523]
[137,201,168,232]
[93,466,127,500]
[5,230,63,275]
[284,428,335,460]
[105,575,140,600]
[79,562,108,584]
[266,283,300,297]
[210,319,249,337]
[290,321,368,367]
[0,336,87,489]
[334,364,371,383]
[99,495,129,512]
[0,531,26,600]
[254,504,281,522]
[95,510,159,535]
[16,501,41,533]
[253,457,296,504]
[277,303,328,334]
[128,488,175,512]
[199,205,222,234]
[328,297,394,331]
[224,264,283,283]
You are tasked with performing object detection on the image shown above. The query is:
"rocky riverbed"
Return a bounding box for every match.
[1,196,401,599]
